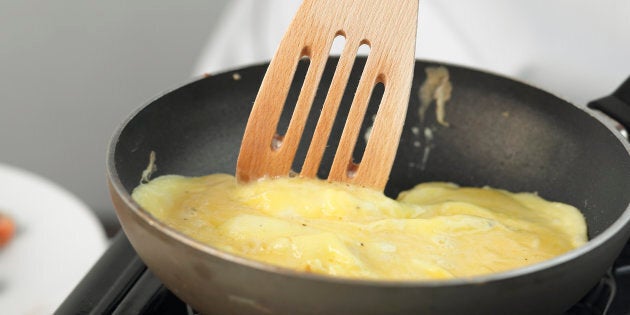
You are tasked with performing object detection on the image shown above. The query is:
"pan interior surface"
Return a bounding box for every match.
[113,58,630,243]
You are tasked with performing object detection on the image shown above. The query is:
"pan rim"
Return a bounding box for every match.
[106,58,630,288]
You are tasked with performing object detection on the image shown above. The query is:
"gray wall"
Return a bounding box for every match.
[0,1,228,225]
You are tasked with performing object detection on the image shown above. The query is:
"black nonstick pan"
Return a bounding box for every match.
[107,58,630,314]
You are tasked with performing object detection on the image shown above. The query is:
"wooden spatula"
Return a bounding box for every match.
[236,0,419,191]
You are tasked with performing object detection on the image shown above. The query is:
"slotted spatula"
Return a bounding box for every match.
[236,0,419,191]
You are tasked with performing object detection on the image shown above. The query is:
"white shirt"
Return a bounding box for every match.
[193,0,630,106]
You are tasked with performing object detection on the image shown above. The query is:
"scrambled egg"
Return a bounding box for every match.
[132,174,587,280]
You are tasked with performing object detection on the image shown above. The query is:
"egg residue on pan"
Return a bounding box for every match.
[132,174,587,280]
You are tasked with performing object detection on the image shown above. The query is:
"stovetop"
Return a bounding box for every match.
[56,232,630,315]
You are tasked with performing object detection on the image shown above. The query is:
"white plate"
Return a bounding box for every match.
[0,163,108,314]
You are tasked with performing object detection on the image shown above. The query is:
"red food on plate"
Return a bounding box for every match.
[0,213,16,247]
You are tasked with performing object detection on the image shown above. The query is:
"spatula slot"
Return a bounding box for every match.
[274,55,311,147]
[351,80,384,166]
[357,39,371,55]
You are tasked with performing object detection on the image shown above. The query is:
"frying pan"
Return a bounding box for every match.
[107,58,630,314]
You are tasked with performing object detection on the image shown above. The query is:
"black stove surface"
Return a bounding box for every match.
[57,232,630,315]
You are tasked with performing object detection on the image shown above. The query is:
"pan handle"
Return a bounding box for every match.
[588,76,630,133]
